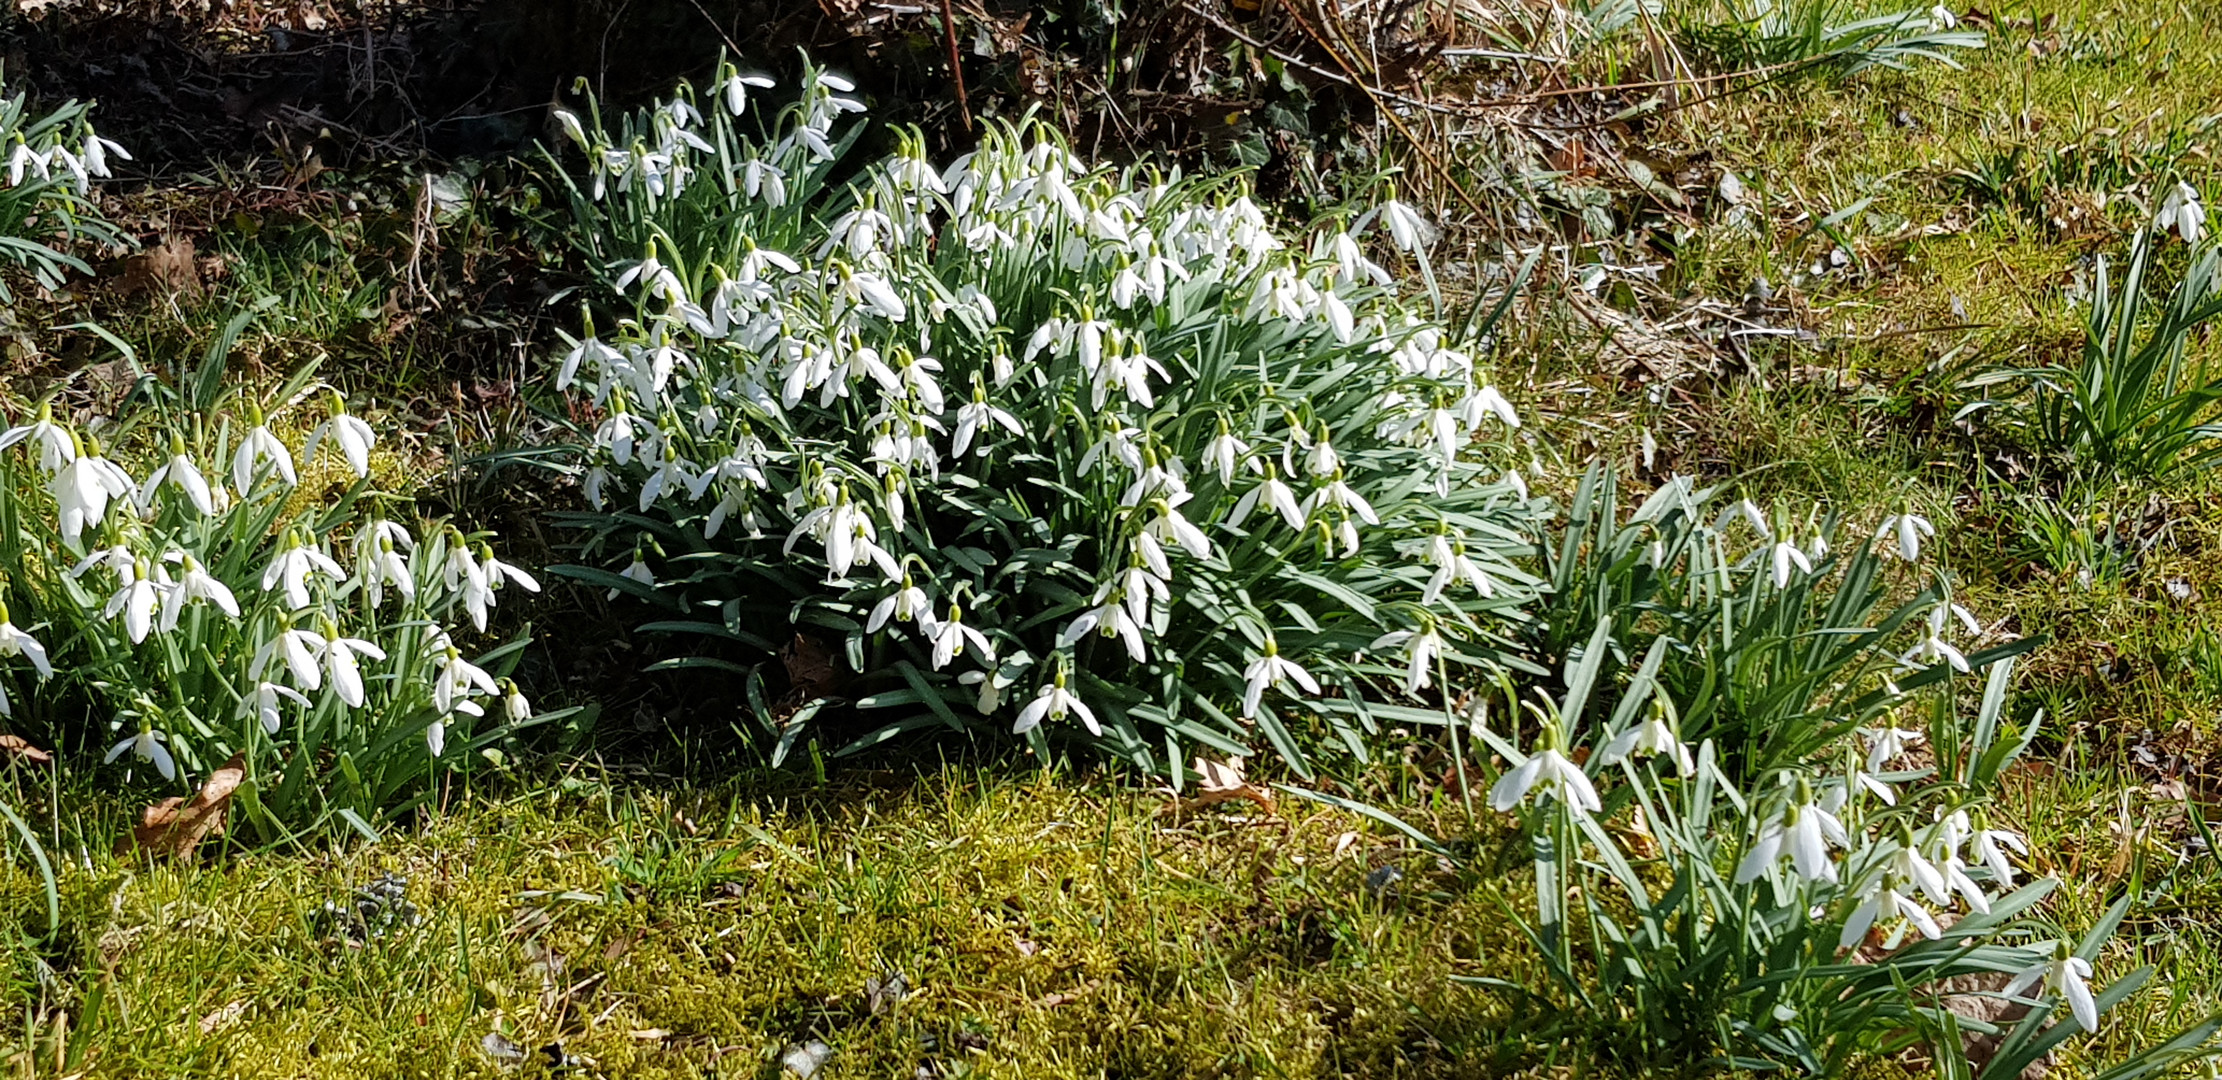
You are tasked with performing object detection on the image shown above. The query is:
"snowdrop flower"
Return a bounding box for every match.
[136,435,215,516]
[1371,200,1437,254]
[1240,637,1319,719]
[1862,724,1924,772]
[503,679,533,722]
[552,108,590,150]
[103,559,163,644]
[1013,671,1099,736]
[1469,385,1520,429]
[929,604,994,670]
[1418,531,1496,603]
[2004,940,2101,1033]
[254,625,327,692]
[867,576,932,634]
[304,394,377,478]
[232,407,297,496]
[1768,530,1814,589]
[1736,780,1849,884]
[1059,586,1147,663]
[1876,510,1934,562]
[951,384,1022,458]
[359,524,417,608]
[433,646,498,717]
[2160,181,2206,244]
[608,550,655,600]
[719,68,777,115]
[1716,498,1769,536]
[1600,700,1695,773]
[1305,475,1379,527]
[103,724,175,782]
[1928,4,1957,28]
[1144,495,1212,561]
[1902,602,1980,673]
[0,605,49,680]
[7,139,48,187]
[239,681,310,734]
[161,552,240,631]
[1974,825,2028,886]
[262,531,347,611]
[81,132,130,178]
[52,438,136,547]
[1839,880,1943,949]
[321,624,387,708]
[1226,463,1307,531]
[1368,625,1444,696]
[461,543,541,631]
[1489,731,1602,818]
[426,718,449,757]
[1202,420,1253,484]
[1887,830,1953,906]
[0,404,76,474]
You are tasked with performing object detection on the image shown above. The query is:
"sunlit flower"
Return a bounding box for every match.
[0,404,76,474]
[1227,464,1307,532]
[2160,181,2207,244]
[161,552,240,631]
[1876,510,1934,562]
[929,604,994,670]
[1013,674,1098,736]
[1368,626,1444,696]
[1600,703,1695,774]
[239,681,310,734]
[103,559,163,644]
[322,626,387,708]
[1974,826,2028,886]
[103,725,174,782]
[433,646,498,717]
[262,532,347,611]
[1240,638,1319,719]
[2003,940,2101,1033]
[1862,724,1924,772]
[305,396,377,478]
[1489,742,1601,818]
[137,437,215,515]
[867,576,932,634]
[1839,880,1942,949]
[1736,782,1849,884]
[1902,602,1980,673]
[52,441,135,546]
[232,413,298,496]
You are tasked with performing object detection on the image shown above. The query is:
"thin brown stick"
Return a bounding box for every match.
[940,0,974,133]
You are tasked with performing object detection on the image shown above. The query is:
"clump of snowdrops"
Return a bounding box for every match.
[538,61,1535,775]
[0,82,130,301]
[0,363,563,834]
[1400,471,2221,1076]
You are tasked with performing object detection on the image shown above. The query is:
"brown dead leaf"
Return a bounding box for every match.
[1031,979,1102,1010]
[1165,756,1276,815]
[121,753,244,860]
[198,998,250,1034]
[110,237,203,301]
[0,733,52,764]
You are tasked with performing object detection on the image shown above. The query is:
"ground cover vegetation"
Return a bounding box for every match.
[3,0,2222,1076]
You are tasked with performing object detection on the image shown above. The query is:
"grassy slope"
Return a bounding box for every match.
[10,0,2222,1075]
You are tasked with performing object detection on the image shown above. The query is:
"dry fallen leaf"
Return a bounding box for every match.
[110,236,204,301]
[122,753,245,860]
[1165,756,1276,815]
[198,998,250,1035]
[0,733,53,765]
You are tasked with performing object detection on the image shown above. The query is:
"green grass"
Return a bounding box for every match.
[2,766,1542,1078]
